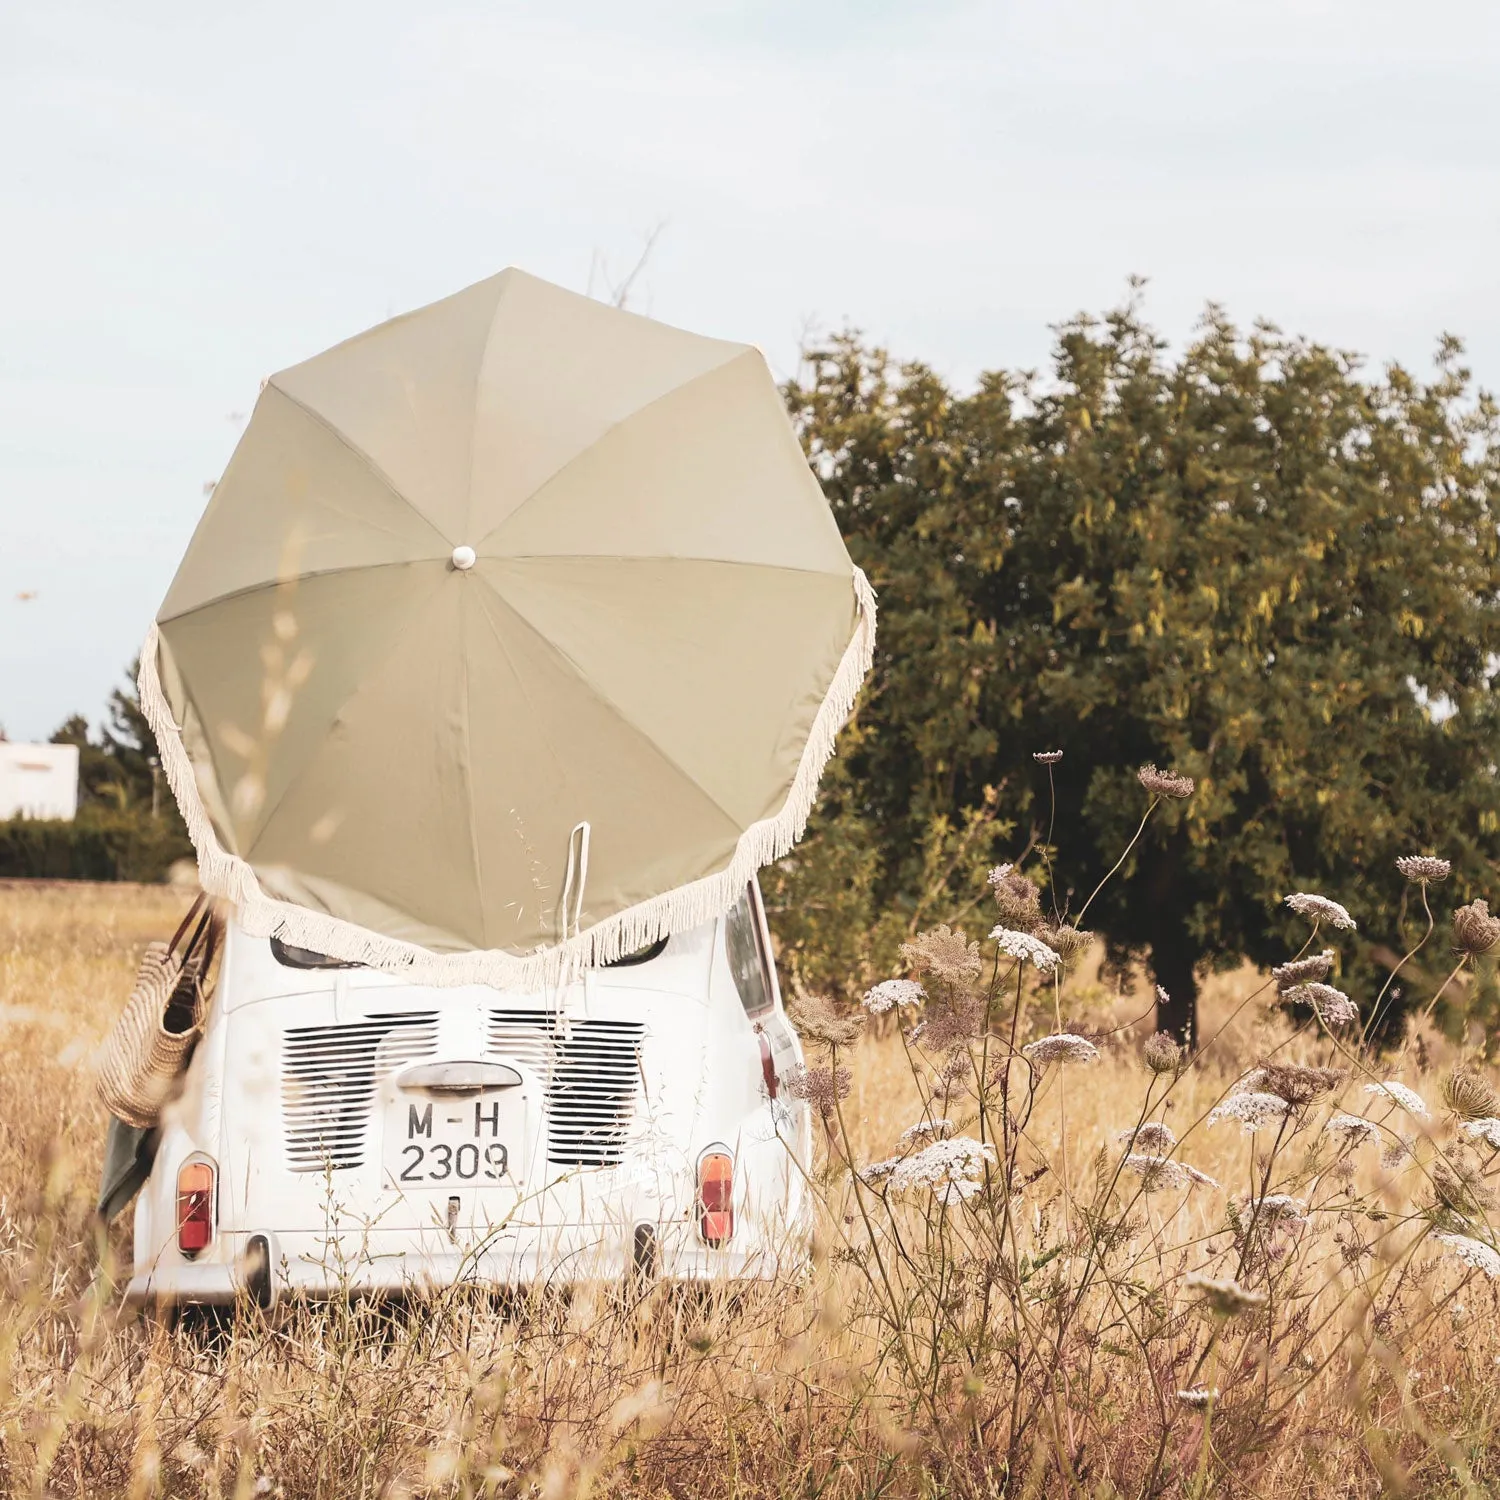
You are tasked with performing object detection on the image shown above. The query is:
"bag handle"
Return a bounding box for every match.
[168,892,208,956]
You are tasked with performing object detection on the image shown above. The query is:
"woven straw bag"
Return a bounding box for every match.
[96,895,218,1129]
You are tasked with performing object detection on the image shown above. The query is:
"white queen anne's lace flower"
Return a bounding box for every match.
[1462,1117,1500,1150]
[1207,1091,1291,1133]
[1438,1233,1500,1279]
[1282,981,1358,1027]
[1176,1387,1219,1408]
[889,1136,996,1192]
[855,1158,899,1186]
[1245,1193,1307,1226]
[862,979,926,1014]
[1022,1033,1099,1065]
[1363,1081,1430,1118]
[1285,892,1358,931]
[1119,1121,1177,1152]
[1325,1113,1380,1145]
[990,927,1063,973]
[1122,1154,1191,1192]
[935,1177,982,1206]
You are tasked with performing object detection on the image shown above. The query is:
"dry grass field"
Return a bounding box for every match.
[3,878,1500,1498]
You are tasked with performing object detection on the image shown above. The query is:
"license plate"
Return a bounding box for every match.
[384,1094,517,1188]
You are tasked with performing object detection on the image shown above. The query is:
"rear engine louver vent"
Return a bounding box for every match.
[282,1014,439,1173]
[486,1011,646,1166]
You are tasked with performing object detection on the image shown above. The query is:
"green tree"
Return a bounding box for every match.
[775,297,1500,1043]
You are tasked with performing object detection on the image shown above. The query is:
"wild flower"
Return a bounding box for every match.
[1138,764,1195,798]
[1325,1114,1380,1145]
[1142,1030,1182,1074]
[1285,893,1357,931]
[782,1063,852,1119]
[901,925,983,990]
[922,996,985,1051]
[1033,750,1063,765]
[889,1136,996,1192]
[855,1158,899,1186]
[935,1177,982,1206]
[1282,982,1357,1027]
[1118,1121,1177,1152]
[1461,1117,1500,1150]
[861,979,925,1015]
[1397,854,1451,884]
[1176,1387,1219,1408]
[991,928,1063,973]
[1363,1080,1430,1118]
[1382,1135,1417,1169]
[1437,1233,1500,1279]
[1271,950,1335,990]
[1181,1163,1221,1188]
[1207,1091,1291,1133]
[899,1118,954,1149]
[1453,900,1500,957]
[1022,1033,1099,1065]
[1183,1272,1268,1316]
[987,866,1044,932]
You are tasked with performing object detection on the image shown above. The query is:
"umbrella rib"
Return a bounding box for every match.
[473,346,757,552]
[269,380,454,548]
[157,561,431,627]
[458,624,490,948]
[470,572,750,834]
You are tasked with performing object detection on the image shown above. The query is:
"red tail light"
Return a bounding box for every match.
[176,1160,215,1256]
[697,1150,734,1246]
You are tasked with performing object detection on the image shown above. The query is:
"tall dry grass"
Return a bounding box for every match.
[3,875,1500,1498]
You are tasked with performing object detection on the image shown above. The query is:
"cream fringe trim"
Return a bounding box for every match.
[138,567,876,991]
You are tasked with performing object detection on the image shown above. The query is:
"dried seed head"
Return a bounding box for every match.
[1033,750,1063,765]
[782,1062,852,1118]
[1121,1154,1192,1192]
[1138,764,1195,799]
[1285,892,1358,932]
[1397,854,1451,884]
[1239,1192,1308,1229]
[1381,1135,1416,1169]
[1271,950,1336,991]
[1256,1063,1347,1107]
[1036,924,1093,967]
[787,994,866,1049]
[1183,1272,1267,1317]
[1142,1030,1182,1075]
[921,994,985,1051]
[1453,900,1500,957]
[1443,1069,1499,1122]
[1430,1157,1494,1218]
[901,925,983,992]
[987,866,1045,933]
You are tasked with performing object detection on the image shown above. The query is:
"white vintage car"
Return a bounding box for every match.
[124,880,812,1308]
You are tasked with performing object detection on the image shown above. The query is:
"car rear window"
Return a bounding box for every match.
[725,885,773,1017]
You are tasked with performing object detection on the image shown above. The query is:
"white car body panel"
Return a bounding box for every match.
[127,881,811,1305]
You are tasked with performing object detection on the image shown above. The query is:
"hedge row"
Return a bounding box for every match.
[0,807,192,883]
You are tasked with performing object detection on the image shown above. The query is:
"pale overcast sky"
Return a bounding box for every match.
[4,0,1499,740]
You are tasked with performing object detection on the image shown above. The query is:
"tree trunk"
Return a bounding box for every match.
[1150,942,1199,1049]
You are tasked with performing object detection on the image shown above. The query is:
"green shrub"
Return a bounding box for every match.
[0,806,191,883]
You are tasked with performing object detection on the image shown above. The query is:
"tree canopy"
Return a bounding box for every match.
[765,296,1500,1043]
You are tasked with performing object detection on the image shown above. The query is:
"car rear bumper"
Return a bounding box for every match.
[124,1221,803,1307]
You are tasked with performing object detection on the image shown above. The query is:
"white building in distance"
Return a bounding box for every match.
[0,743,80,820]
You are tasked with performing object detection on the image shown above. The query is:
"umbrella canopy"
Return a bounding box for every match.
[140,269,874,986]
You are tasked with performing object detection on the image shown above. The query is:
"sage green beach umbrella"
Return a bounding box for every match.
[140,269,874,986]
